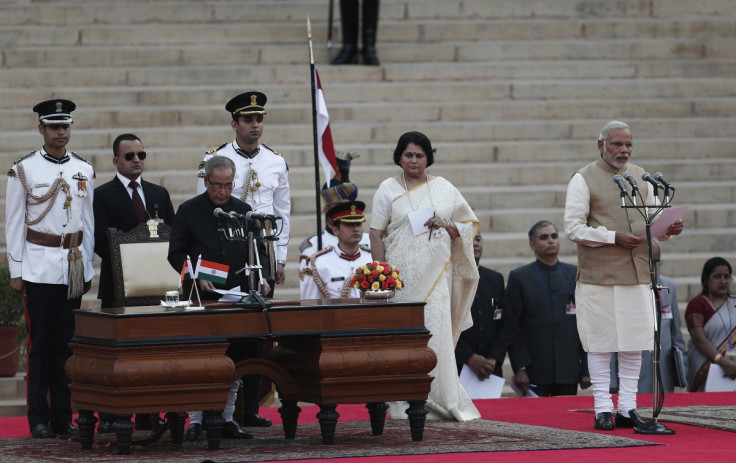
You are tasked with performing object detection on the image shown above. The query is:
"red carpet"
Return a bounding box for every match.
[2,392,734,462]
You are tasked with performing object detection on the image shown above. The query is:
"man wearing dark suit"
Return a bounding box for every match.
[505,220,590,397]
[94,133,175,308]
[455,233,510,382]
[93,133,175,432]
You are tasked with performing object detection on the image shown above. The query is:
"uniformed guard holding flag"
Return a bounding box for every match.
[5,99,95,438]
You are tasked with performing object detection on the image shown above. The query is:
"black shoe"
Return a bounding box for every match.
[331,44,359,65]
[243,414,272,427]
[616,409,648,429]
[31,424,55,439]
[594,412,614,430]
[97,421,113,434]
[186,423,203,441]
[52,422,80,437]
[222,421,253,439]
[135,414,165,430]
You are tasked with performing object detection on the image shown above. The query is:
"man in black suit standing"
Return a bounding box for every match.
[455,232,510,382]
[93,133,175,431]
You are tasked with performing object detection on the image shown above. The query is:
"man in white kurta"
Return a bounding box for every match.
[563,120,683,433]
[301,201,372,300]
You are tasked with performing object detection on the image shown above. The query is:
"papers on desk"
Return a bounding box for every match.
[213,288,248,302]
[459,365,504,399]
[641,204,688,238]
[705,364,736,392]
[407,207,434,236]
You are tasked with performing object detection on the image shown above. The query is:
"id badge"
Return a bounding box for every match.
[566,302,576,315]
[660,304,673,320]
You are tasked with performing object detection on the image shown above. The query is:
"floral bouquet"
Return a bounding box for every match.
[349,261,404,292]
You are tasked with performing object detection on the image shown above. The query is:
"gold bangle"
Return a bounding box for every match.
[714,353,722,364]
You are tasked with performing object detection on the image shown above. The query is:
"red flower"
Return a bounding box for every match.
[386,276,395,284]
[371,269,379,277]
[360,280,370,289]
[381,281,388,290]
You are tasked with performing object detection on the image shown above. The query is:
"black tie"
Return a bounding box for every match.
[129,181,146,223]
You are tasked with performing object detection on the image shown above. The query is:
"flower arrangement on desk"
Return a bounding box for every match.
[349,261,404,292]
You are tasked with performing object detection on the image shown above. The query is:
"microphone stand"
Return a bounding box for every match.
[233,217,274,313]
[622,182,675,435]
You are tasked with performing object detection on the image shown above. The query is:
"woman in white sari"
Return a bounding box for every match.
[369,131,481,421]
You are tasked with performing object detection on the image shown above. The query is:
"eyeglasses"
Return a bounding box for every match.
[122,151,146,161]
[206,179,233,192]
[607,140,634,149]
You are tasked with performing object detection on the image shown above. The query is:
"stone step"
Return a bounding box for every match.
[5,96,736,132]
[0,373,25,418]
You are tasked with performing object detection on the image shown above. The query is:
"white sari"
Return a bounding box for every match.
[371,176,481,421]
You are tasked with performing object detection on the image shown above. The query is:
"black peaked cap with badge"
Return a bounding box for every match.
[226,91,267,117]
[327,200,366,225]
[33,99,76,125]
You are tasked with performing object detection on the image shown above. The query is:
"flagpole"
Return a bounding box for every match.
[308,16,325,251]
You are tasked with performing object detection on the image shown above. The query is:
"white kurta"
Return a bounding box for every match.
[197,141,291,262]
[6,150,95,284]
[564,172,662,352]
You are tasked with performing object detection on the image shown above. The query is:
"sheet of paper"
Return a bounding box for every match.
[705,364,736,392]
[214,287,248,302]
[407,207,434,236]
[459,365,504,399]
[641,204,689,238]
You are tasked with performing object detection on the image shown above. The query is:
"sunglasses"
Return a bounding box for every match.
[122,151,147,161]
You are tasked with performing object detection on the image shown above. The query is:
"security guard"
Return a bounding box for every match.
[196,91,290,290]
[301,201,373,300]
[5,99,95,438]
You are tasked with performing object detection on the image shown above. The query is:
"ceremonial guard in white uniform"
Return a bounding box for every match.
[301,201,373,299]
[196,91,290,289]
[5,99,94,438]
[298,152,369,291]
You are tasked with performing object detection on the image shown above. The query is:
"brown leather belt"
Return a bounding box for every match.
[26,228,83,249]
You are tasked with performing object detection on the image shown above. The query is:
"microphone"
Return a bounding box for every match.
[623,172,639,192]
[228,211,246,220]
[613,174,628,207]
[641,172,660,190]
[246,211,281,222]
[213,207,231,219]
[653,172,674,191]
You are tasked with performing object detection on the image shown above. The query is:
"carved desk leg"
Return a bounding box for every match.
[278,399,301,439]
[366,402,388,436]
[406,400,428,442]
[113,414,135,455]
[76,409,97,449]
[166,412,186,445]
[203,410,225,450]
[317,404,339,445]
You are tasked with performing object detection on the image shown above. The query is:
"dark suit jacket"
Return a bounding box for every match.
[505,260,588,385]
[93,176,175,306]
[167,193,270,300]
[455,266,511,378]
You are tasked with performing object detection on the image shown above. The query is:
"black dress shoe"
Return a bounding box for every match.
[243,414,272,427]
[31,424,55,439]
[52,422,80,437]
[185,423,203,441]
[616,409,648,429]
[97,421,113,434]
[222,420,253,439]
[594,412,614,430]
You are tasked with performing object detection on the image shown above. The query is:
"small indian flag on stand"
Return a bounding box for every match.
[179,256,195,287]
[194,257,229,285]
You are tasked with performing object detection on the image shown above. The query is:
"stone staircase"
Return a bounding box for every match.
[0,1,734,310]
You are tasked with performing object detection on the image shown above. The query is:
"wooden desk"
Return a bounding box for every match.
[66,299,436,454]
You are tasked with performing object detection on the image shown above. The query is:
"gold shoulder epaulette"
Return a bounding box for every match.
[311,246,333,261]
[262,144,282,157]
[8,151,35,176]
[205,143,228,155]
[299,235,316,253]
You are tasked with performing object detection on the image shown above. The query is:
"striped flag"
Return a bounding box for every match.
[194,257,229,285]
[314,68,340,182]
[179,255,195,287]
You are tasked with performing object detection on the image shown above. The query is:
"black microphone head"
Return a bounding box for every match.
[653,172,664,180]
[641,172,652,181]
[213,207,225,218]
[613,174,623,181]
[623,172,633,181]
